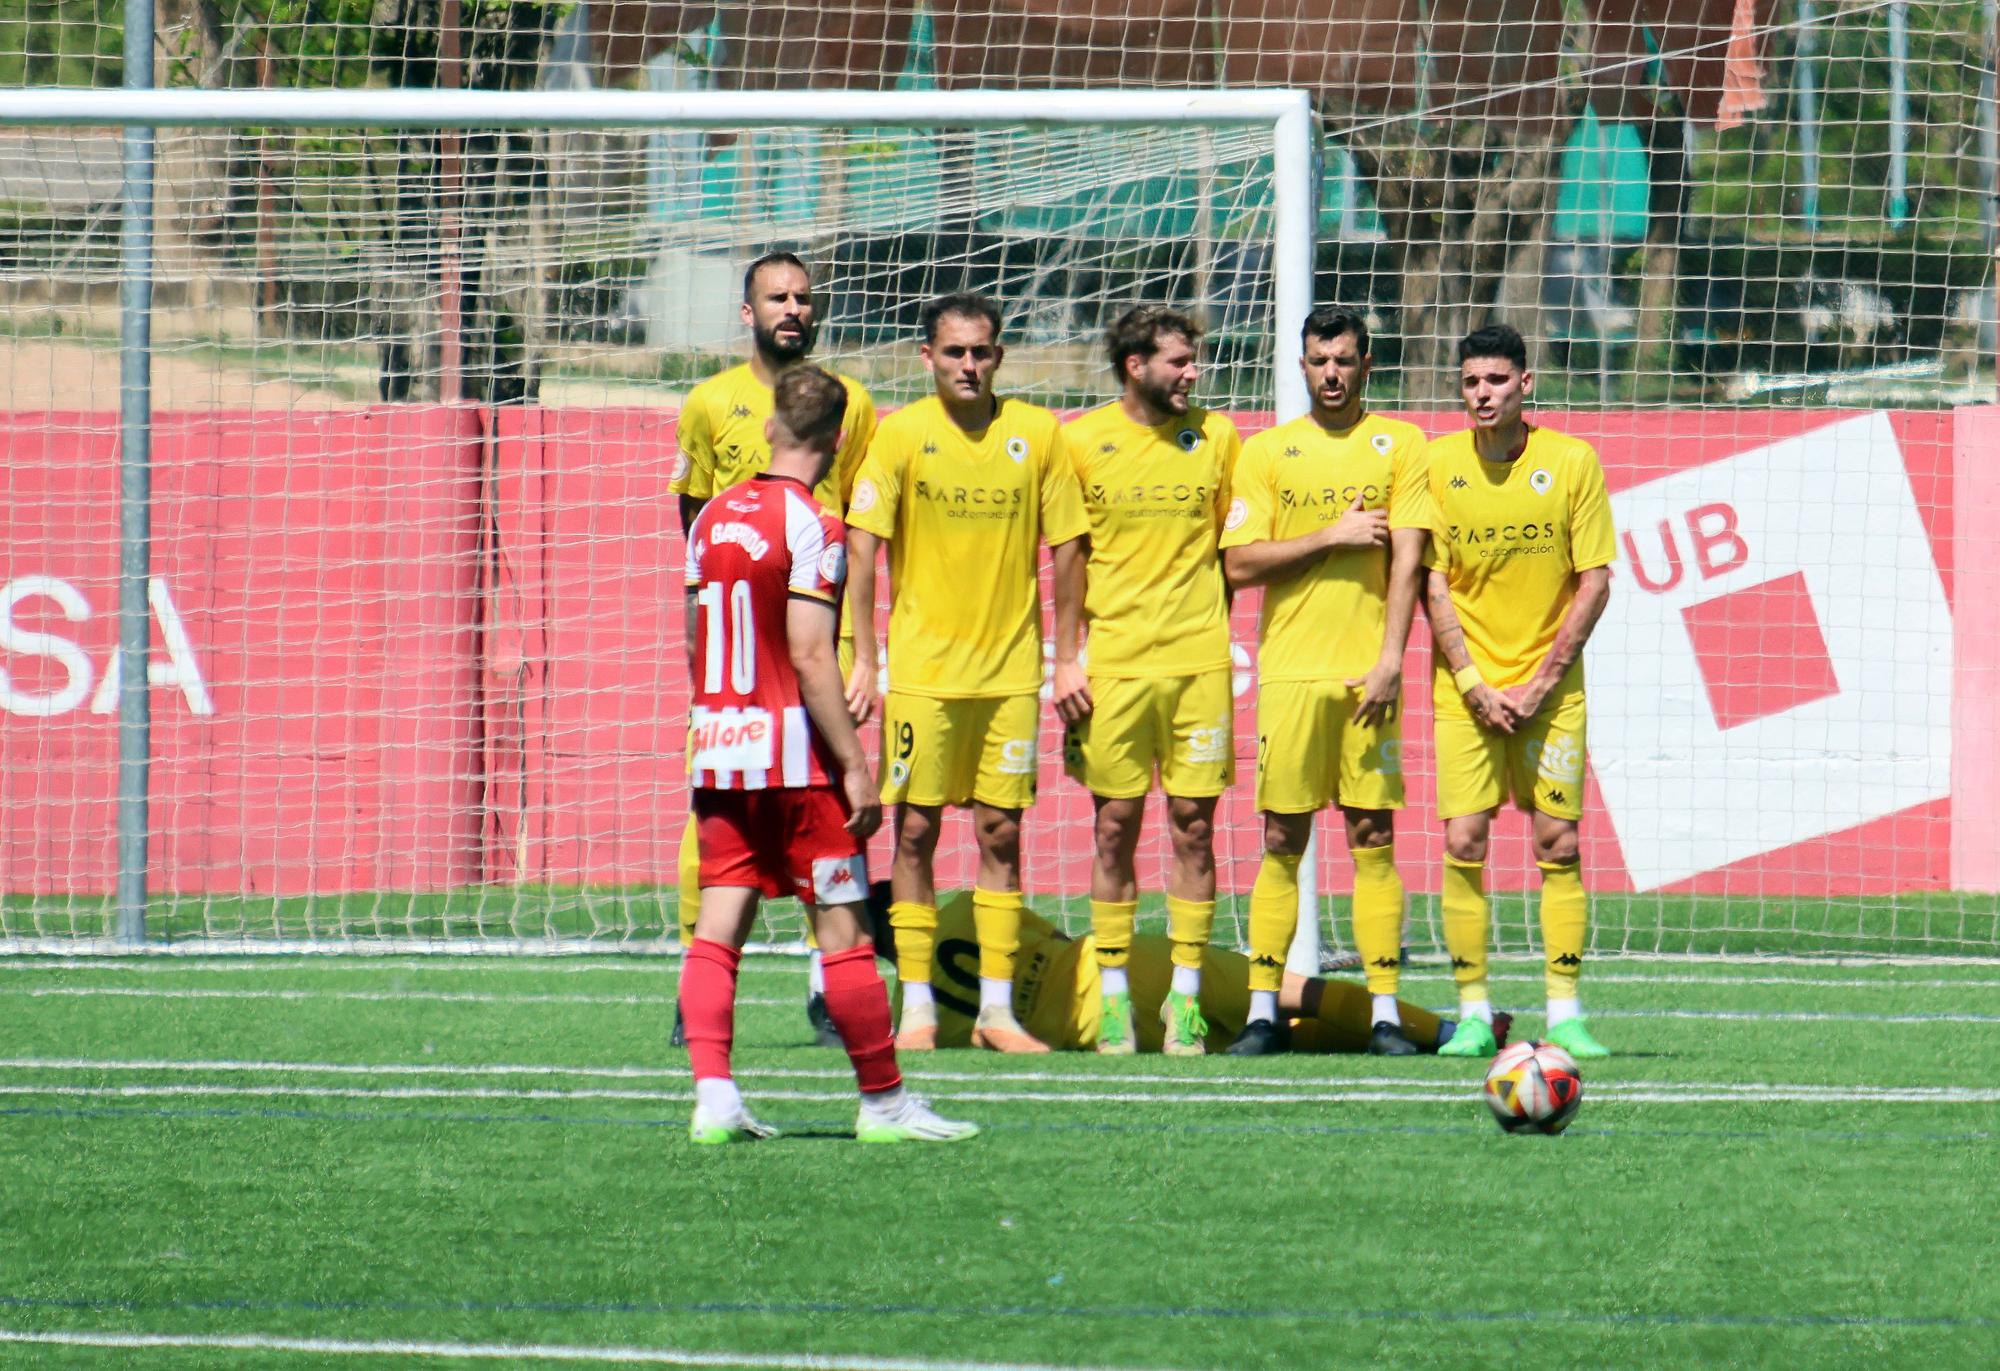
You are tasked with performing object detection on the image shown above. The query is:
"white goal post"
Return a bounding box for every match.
[0,85,1330,957]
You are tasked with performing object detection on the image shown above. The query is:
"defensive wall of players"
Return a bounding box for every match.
[3,402,1998,901]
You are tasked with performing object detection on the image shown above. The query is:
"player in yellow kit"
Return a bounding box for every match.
[1057,307,1241,1056]
[844,293,1089,1054]
[871,888,1494,1056]
[1424,323,1614,1060]
[1218,307,1432,1058]
[669,251,878,1048]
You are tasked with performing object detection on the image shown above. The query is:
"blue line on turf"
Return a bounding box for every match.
[0,1292,1990,1335]
[2,1103,1993,1146]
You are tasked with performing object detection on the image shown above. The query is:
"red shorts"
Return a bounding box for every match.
[693,786,868,907]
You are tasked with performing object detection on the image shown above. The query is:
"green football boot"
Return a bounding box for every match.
[1161,989,1210,1056]
[1546,1016,1611,1059]
[1436,1014,1497,1058]
[689,1101,780,1145]
[1096,990,1136,1055]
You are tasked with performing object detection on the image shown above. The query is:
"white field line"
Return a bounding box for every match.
[3,1056,1991,1100]
[5,1079,1998,1106]
[4,961,2000,992]
[0,986,788,1007]
[5,983,1995,1022]
[0,1327,1148,1370]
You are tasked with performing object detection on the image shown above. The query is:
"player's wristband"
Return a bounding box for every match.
[1453,663,1485,695]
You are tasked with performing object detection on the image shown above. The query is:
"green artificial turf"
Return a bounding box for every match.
[0,951,1995,1369]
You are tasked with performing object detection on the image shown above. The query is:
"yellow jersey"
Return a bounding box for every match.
[1424,424,1616,705]
[1220,412,1432,682]
[1062,402,1240,678]
[846,395,1089,699]
[669,362,878,516]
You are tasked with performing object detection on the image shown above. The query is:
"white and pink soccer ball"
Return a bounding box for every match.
[1482,1040,1584,1135]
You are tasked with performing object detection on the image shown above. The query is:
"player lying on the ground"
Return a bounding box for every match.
[869,887,1503,1054]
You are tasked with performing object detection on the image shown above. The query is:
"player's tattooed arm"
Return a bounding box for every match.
[843,527,884,725]
[788,595,882,840]
[1426,569,1518,734]
[1050,536,1092,724]
[1506,566,1611,721]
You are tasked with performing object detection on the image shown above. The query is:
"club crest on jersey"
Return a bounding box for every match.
[1224,497,1249,532]
[1371,433,1394,455]
[819,542,846,584]
[1530,468,1554,495]
[849,480,878,514]
[1177,428,1200,452]
[1005,436,1029,464]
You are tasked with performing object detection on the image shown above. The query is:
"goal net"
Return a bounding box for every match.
[2,0,1997,961]
[0,88,1319,950]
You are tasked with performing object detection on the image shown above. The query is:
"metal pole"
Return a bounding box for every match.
[1887,0,1911,226]
[1269,90,1325,975]
[116,0,154,943]
[1798,0,1822,235]
[438,0,465,404]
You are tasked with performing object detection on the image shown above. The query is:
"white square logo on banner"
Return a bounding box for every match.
[1588,412,1953,890]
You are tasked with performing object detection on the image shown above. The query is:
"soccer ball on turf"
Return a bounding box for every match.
[1482,1040,1584,1135]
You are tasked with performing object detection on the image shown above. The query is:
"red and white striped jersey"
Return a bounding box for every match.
[684,474,848,790]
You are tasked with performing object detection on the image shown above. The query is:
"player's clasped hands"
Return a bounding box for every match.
[1325,491,1389,550]
[1467,681,1525,734]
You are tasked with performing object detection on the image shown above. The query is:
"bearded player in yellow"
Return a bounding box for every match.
[844,293,1089,1054]
[1218,306,1432,1058]
[1425,323,1614,1060]
[669,251,878,1048]
[866,886,1497,1056]
[1055,307,1241,1056]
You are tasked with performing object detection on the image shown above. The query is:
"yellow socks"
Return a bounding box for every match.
[1441,855,1491,1013]
[677,816,701,946]
[1165,895,1215,971]
[1090,899,1136,970]
[1246,850,1302,994]
[1538,859,1588,1001]
[1349,843,1405,996]
[889,900,937,993]
[971,887,1025,985]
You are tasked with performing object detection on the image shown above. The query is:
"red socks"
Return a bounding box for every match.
[682,937,900,1097]
[681,937,740,1081]
[820,944,902,1095]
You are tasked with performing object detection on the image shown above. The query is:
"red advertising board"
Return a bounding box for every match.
[0,404,1988,900]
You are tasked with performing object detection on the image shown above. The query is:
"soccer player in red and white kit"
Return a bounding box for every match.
[682,366,979,1145]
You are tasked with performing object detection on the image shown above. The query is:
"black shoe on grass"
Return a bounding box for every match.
[1224,1018,1287,1056]
[1368,1021,1421,1056]
[670,1002,687,1048]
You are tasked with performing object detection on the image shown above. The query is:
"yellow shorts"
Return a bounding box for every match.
[1253,679,1405,815]
[880,691,1040,810]
[1061,669,1235,799]
[1434,686,1587,821]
